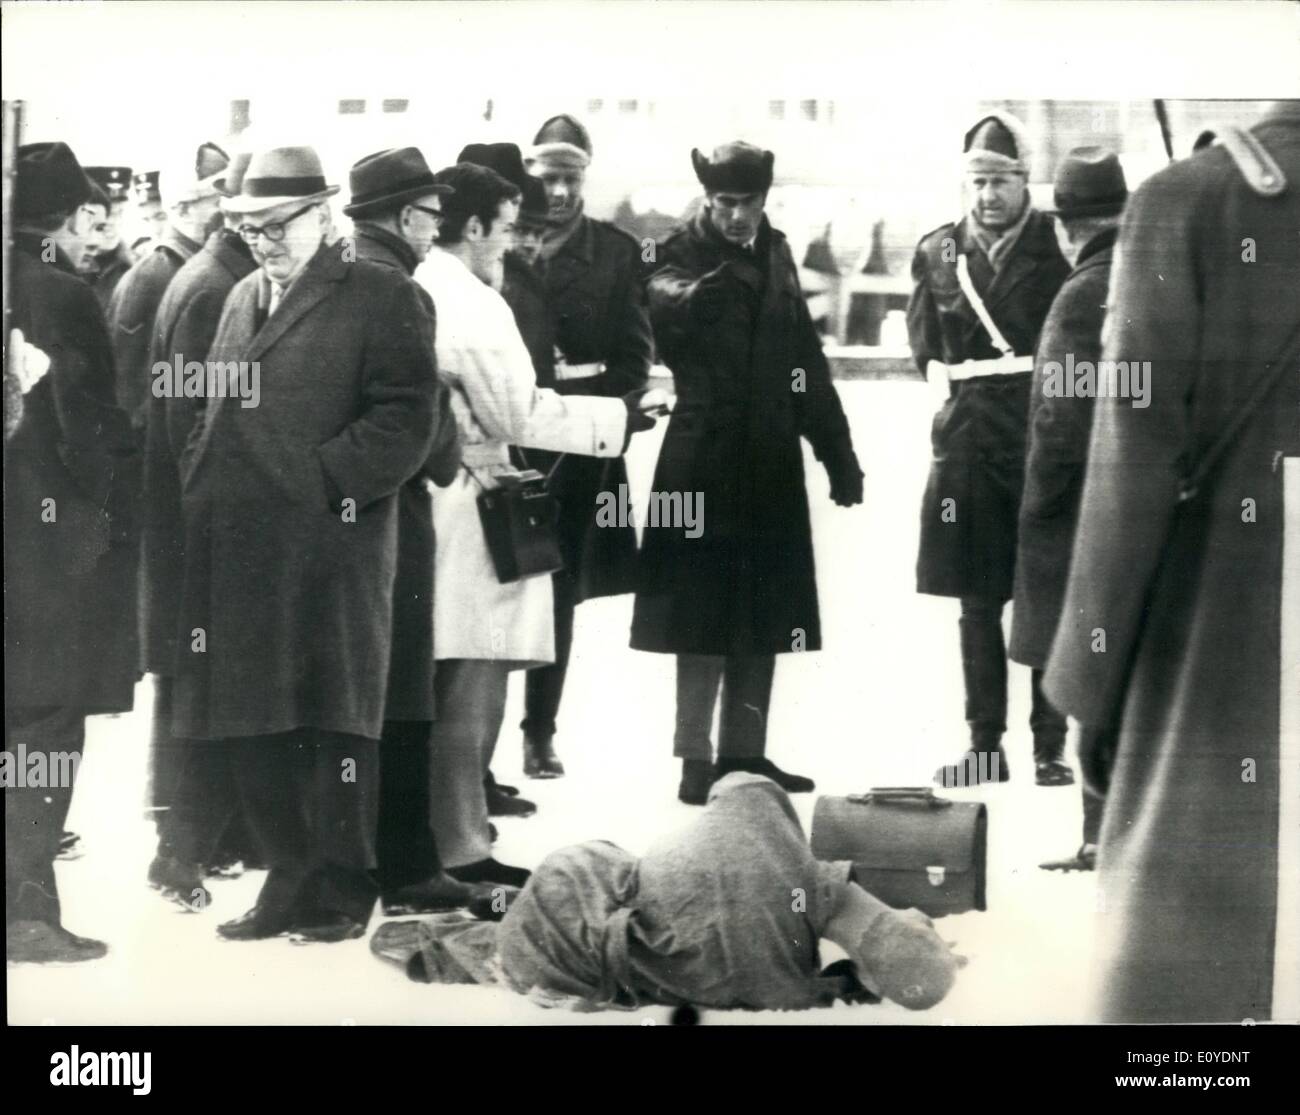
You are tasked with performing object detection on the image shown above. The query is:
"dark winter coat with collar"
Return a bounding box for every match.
[140,228,256,675]
[1008,227,1117,668]
[907,208,1069,600]
[5,231,140,711]
[631,211,855,655]
[351,221,461,721]
[169,240,437,741]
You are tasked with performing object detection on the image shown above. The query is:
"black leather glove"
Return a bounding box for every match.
[825,442,864,507]
[689,263,732,323]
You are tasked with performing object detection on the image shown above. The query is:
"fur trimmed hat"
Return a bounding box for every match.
[691,141,774,194]
[963,112,1032,176]
[526,114,592,171]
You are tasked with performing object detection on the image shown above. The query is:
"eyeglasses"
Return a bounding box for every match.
[409,204,444,223]
[237,203,318,245]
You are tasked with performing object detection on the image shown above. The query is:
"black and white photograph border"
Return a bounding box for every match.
[3,0,1298,1050]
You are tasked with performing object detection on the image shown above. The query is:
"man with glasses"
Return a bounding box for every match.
[341,147,478,915]
[171,145,440,943]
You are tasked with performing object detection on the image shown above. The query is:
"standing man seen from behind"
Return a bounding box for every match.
[907,112,1070,788]
[1007,148,1130,869]
[173,146,438,943]
[519,114,653,779]
[6,143,140,963]
[342,146,479,915]
[1045,103,1300,1023]
[631,142,863,805]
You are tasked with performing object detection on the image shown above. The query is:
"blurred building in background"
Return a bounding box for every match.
[17,94,1275,350]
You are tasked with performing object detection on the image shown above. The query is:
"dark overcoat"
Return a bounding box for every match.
[140,228,255,675]
[907,210,1068,601]
[534,215,652,601]
[108,227,201,430]
[5,232,140,712]
[1008,229,1116,668]
[352,223,461,722]
[1044,103,1300,1022]
[91,242,135,313]
[171,241,437,741]
[630,212,854,656]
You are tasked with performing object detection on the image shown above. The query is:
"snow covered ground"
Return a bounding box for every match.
[8,380,1100,1026]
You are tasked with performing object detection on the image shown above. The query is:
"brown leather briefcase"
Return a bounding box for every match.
[810,787,987,918]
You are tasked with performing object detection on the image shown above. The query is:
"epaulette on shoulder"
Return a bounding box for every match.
[917,221,957,253]
[1217,125,1288,197]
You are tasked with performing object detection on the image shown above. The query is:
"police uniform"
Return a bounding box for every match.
[907,113,1070,780]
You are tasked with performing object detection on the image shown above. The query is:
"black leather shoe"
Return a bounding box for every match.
[486,785,537,817]
[217,905,292,941]
[6,920,108,964]
[448,858,532,889]
[381,873,476,915]
[289,913,368,944]
[934,747,1010,787]
[678,759,716,805]
[718,756,816,793]
[484,771,520,798]
[147,854,212,910]
[523,733,565,778]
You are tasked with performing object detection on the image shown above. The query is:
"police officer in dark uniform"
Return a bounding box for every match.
[517,114,653,778]
[127,169,165,258]
[82,166,137,309]
[907,112,1070,787]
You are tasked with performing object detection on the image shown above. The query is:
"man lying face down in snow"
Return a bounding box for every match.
[372,772,961,1012]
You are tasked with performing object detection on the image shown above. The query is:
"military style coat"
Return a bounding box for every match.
[91,242,136,313]
[907,210,1068,601]
[630,212,854,656]
[5,232,140,712]
[1008,229,1117,669]
[352,222,461,722]
[108,227,202,431]
[140,228,256,676]
[1044,104,1300,1022]
[533,214,652,601]
[171,242,437,741]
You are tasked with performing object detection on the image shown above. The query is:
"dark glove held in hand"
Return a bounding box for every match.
[622,389,657,451]
[690,263,731,323]
[826,444,864,507]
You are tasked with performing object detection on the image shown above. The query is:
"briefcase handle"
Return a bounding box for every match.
[845,787,952,809]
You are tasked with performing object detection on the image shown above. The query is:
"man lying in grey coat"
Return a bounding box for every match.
[372,772,960,1012]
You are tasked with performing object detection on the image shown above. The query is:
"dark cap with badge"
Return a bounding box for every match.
[133,170,161,203]
[691,141,775,195]
[1044,146,1129,221]
[84,166,133,203]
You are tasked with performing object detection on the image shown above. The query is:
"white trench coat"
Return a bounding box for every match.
[416,248,626,666]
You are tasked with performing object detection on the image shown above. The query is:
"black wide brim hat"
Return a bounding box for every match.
[343,145,451,219]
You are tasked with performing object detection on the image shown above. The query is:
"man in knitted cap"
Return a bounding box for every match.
[375,773,960,1013]
[907,111,1069,788]
[631,141,863,804]
[518,114,653,779]
[7,142,139,963]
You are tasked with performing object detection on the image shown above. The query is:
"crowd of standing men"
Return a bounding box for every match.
[4,102,1296,1024]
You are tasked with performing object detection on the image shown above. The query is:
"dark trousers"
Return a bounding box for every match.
[5,706,85,926]
[959,596,1066,754]
[146,674,185,814]
[522,569,577,740]
[232,729,379,924]
[376,719,442,892]
[157,738,259,869]
[674,653,777,760]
